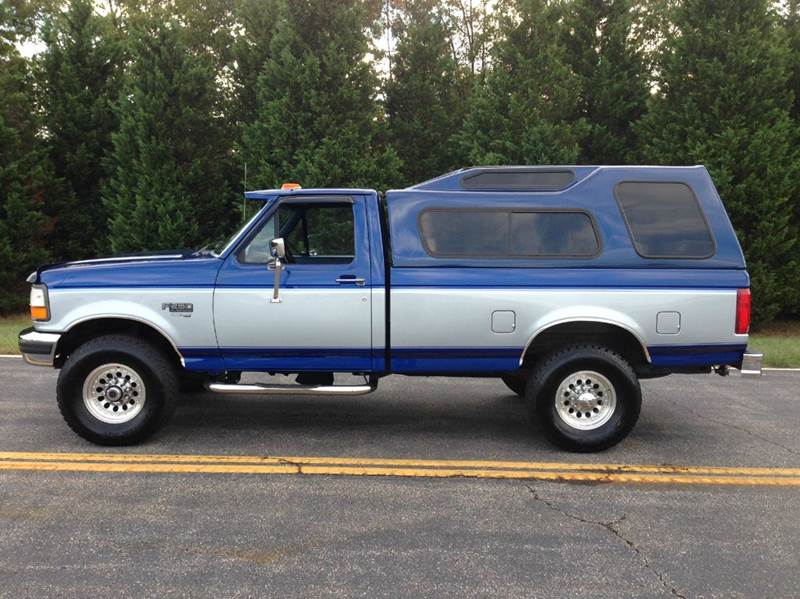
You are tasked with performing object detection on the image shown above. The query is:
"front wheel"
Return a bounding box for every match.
[56,335,178,445]
[526,345,641,452]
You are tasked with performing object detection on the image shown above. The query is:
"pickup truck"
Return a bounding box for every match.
[19,166,763,451]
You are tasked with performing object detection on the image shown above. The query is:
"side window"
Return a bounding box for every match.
[418,209,599,258]
[240,202,355,265]
[615,182,715,259]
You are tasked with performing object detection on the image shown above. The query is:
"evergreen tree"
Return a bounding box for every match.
[0,48,51,311]
[639,0,800,323]
[565,0,649,164]
[238,0,402,191]
[230,0,281,128]
[385,0,465,183]
[103,16,235,253]
[456,0,588,165]
[38,0,123,259]
[785,0,800,119]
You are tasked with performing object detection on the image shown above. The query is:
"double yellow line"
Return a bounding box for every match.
[1,451,799,486]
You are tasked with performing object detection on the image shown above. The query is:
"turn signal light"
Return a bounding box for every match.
[735,288,751,334]
[30,284,50,321]
[31,306,49,320]
[281,182,302,190]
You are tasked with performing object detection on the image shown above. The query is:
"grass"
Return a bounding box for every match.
[748,321,800,368]
[0,314,30,354]
[1,313,798,367]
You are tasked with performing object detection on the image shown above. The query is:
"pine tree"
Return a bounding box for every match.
[230,0,281,128]
[456,0,589,165]
[565,0,649,164]
[238,0,402,191]
[385,0,465,183]
[0,49,51,311]
[102,16,235,254]
[38,0,123,260]
[639,0,800,323]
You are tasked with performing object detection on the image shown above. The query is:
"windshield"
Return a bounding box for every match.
[204,204,268,257]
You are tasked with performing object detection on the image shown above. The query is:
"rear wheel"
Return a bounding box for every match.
[501,373,527,397]
[56,335,178,445]
[526,345,641,452]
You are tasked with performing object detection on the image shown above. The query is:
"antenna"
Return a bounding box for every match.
[243,162,247,223]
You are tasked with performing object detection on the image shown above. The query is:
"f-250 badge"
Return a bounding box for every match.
[161,302,193,317]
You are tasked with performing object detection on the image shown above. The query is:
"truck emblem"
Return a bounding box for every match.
[161,302,193,313]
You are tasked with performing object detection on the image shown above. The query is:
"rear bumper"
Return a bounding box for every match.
[18,327,61,367]
[740,352,763,378]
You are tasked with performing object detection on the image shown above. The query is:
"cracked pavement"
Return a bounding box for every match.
[1,358,799,597]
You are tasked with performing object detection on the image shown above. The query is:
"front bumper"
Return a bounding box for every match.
[18,327,61,367]
[740,352,763,377]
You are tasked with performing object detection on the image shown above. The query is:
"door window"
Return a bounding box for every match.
[240,202,355,264]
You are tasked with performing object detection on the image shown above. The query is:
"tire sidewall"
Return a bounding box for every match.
[530,349,641,451]
[58,346,170,444]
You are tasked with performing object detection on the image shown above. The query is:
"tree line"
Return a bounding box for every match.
[1,0,799,324]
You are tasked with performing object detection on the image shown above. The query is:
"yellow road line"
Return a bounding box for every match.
[0,459,799,486]
[0,451,799,477]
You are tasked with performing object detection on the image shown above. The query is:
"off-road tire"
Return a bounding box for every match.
[501,373,527,397]
[525,345,641,452]
[56,334,178,445]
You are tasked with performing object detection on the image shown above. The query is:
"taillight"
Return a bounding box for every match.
[735,288,751,334]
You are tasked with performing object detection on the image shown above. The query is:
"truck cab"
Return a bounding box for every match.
[19,166,762,451]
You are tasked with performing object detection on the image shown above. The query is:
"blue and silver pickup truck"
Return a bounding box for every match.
[19,166,762,451]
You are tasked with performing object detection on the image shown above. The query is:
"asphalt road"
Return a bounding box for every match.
[1,357,799,598]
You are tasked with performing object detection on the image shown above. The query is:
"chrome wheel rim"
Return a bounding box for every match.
[555,370,617,431]
[82,363,146,424]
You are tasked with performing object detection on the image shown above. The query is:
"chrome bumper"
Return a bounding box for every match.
[740,352,763,378]
[18,327,61,367]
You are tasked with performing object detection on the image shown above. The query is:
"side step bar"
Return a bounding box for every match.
[205,380,377,396]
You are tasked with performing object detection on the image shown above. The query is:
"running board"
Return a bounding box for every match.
[205,381,377,396]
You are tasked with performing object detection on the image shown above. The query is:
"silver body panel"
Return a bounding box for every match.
[390,288,745,358]
[34,285,749,369]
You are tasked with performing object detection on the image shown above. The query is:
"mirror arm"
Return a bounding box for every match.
[271,256,283,303]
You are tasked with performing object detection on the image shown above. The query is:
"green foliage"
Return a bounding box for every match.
[0,51,50,311]
[238,0,402,191]
[456,0,589,165]
[639,0,800,323]
[38,0,123,259]
[385,0,465,183]
[565,0,649,163]
[102,15,235,253]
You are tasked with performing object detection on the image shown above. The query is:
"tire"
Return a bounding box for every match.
[525,345,641,452]
[501,373,527,397]
[56,334,178,445]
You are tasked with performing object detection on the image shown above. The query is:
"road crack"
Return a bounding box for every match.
[523,483,687,599]
[665,398,799,457]
[267,456,302,474]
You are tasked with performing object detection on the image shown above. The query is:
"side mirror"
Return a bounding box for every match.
[270,237,286,260]
[269,237,285,303]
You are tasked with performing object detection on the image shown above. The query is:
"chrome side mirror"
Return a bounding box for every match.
[269,237,285,303]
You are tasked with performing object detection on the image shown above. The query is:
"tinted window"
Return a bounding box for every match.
[419,210,599,258]
[461,170,574,191]
[615,182,714,258]
[241,202,354,264]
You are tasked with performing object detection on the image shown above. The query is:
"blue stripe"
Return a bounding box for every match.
[180,343,747,373]
[647,343,746,367]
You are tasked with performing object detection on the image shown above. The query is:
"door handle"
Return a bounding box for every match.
[336,276,366,286]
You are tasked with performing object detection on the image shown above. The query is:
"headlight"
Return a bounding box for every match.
[30,284,50,321]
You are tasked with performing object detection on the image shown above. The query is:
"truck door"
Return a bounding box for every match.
[213,194,373,372]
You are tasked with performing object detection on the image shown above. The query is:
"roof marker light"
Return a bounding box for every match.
[281,182,302,190]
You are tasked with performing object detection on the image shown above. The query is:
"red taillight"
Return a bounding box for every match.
[735,288,751,334]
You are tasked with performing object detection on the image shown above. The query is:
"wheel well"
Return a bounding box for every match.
[54,318,183,369]
[520,321,649,370]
